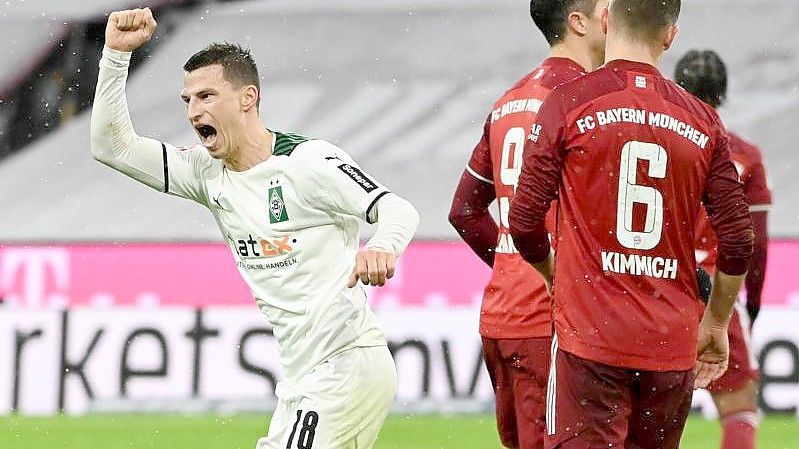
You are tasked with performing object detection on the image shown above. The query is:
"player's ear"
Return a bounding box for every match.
[601,7,609,35]
[567,11,589,37]
[240,85,258,112]
[662,25,678,51]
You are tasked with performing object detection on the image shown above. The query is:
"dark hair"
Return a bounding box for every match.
[183,43,260,101]
[529,0,598,46]
[675,49,727,108]
[609,0,680,42]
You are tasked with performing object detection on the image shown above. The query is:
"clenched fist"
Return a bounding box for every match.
[348,248,396,288]
[105,8,157,52]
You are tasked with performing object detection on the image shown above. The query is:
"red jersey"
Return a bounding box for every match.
[509,60,753,371]
[466,58,586,339]
[696,132,771,270]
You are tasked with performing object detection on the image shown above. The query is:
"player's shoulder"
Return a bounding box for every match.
[495,59,585,106]
[491,70,541,110]
[727,132,765,161]
[280,132,353,167]
[658,77,722,126]
[271,130,317,157]
[546,65,623,112]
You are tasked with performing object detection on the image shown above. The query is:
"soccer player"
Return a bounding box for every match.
[676,49,771,449]
[448,1,607,448]
[90,9,419,449]
[509,1,755,448]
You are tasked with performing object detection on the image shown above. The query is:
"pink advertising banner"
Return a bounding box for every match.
[0,241,796,309]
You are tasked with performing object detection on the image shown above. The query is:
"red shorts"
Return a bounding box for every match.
[545,347,694,449]
[707,305,759,393]
[482,336,552,449]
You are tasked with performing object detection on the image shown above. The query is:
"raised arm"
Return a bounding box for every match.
[91,8,209,205]
[90,8,164,189]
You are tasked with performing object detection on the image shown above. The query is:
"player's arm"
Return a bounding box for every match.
[90,8,208,204]
[694,127,755,389]
[743,158,771,322]
[353,192,420,287]
[508,96,566,288]
[745,211,768,322]
[448,115,498,267]
[297,142,419,287]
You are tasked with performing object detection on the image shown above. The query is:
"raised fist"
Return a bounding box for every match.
[105,8,157,52]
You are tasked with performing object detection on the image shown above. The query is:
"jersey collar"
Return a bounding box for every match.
[604,59,663,77]
[541,56,587,74]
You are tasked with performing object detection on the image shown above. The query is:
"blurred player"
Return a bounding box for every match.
[676,49,771,449]
[509,1,754,448]
[90,8,419,449]
[448,1,607,448]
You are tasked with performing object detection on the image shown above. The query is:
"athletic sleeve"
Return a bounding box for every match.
[465,115,494,184]
[297,141,391,223]
[364,193,420,256]
[702,127,754,276]
[90,46,209,206]
[508,94,567,264]
[744,157,772,210]
[742,146,770,322]
[448,169,498,267]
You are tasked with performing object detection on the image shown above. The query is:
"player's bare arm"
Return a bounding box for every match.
[694,270,746,389]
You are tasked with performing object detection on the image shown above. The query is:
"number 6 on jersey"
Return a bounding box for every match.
[616,141,668,250]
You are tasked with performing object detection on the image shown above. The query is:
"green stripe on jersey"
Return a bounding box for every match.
[273,130,311,156]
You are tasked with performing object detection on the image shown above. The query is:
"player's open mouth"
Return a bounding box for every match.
[195,124,218,147]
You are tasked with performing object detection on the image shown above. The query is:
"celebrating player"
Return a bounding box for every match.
[448,1,607,448]
[90,8,419,449]
[509,1,754,448]
[676,49,771,449]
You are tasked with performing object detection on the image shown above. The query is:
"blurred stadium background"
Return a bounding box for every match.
[0,0,797,447]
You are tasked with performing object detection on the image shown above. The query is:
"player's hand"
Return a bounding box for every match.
[348,248,396,288]
[693,319,729,389]
[533,249,554,295]
[105,8,157,52]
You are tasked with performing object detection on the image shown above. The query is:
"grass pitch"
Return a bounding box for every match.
[2,413,797,448]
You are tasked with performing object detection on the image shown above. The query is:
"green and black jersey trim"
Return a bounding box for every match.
[272,130,312,156]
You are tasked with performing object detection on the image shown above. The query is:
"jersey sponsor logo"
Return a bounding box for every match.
[229,234,295,259]
[268,186,289,223]
[236,258,298,270]
[601,250,678,280]
[337,163,378,192]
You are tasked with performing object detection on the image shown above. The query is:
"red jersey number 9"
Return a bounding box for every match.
[498,127,526,228]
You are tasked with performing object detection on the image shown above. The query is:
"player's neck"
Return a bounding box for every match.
[604,37,663,69]
[549,40,596,72]
[223,123,273,172]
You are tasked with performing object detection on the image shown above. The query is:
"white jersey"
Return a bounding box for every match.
[165,132,388,379]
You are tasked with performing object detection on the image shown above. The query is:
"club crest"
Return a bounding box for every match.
[268,186,289,223]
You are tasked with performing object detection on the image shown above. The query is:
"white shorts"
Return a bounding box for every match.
[256,345,396,449]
